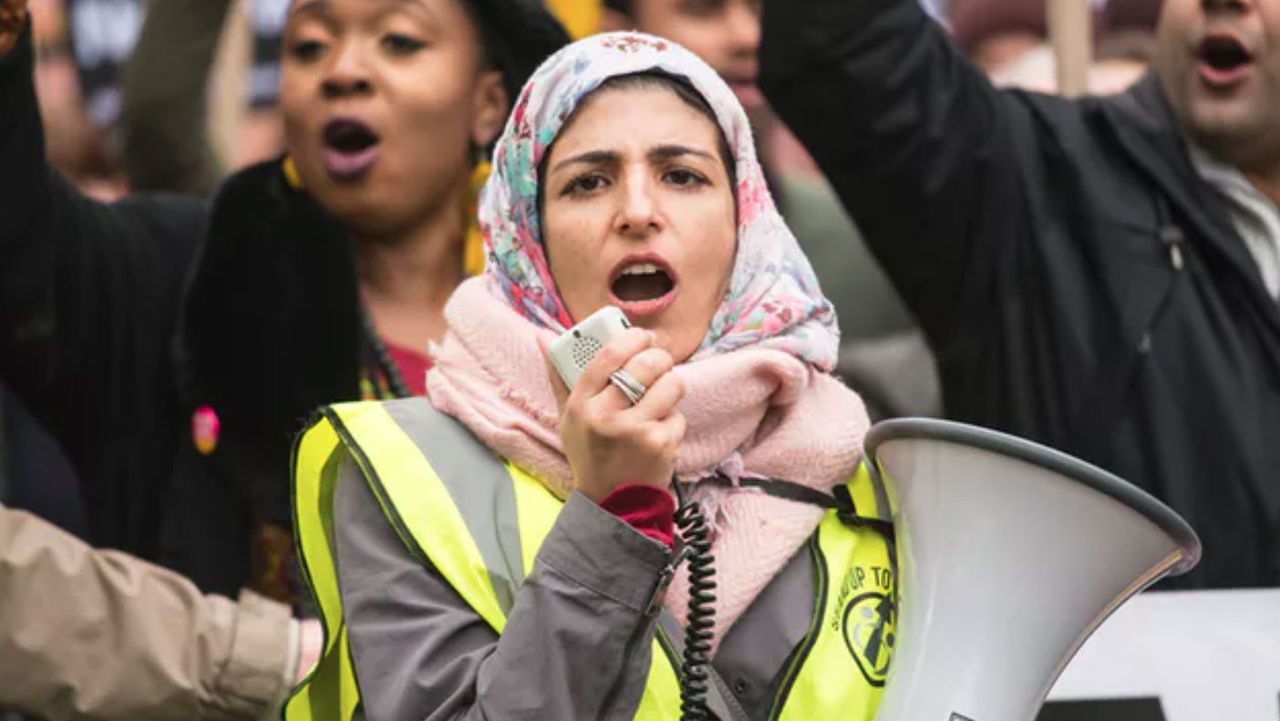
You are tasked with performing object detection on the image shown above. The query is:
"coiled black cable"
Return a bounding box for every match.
[674,494,717,721]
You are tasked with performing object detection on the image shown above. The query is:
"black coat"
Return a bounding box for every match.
[1,28,202,561]
[0,28,361,597]
[761,0,1280,587]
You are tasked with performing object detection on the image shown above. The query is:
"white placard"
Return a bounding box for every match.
[1046,589,1280,720]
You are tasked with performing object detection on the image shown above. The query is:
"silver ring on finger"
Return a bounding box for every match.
[608,369,648,405]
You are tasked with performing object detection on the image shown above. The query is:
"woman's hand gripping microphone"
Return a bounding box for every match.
[542,322,686,502]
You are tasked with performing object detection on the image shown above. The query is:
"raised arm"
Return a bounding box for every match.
[0,12,208,549]
[334,461,669,721]
[120,0,237,196]
[759,0,1038,345]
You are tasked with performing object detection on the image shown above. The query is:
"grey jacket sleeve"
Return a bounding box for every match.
[333,457,672,721]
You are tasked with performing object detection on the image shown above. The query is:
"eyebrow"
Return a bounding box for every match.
[550,144,717,174]
[551,150,621,173]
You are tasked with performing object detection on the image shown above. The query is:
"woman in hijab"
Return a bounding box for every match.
[0,0,568,604]
[291,31,895,721]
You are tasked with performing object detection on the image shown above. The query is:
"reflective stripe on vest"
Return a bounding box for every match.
[286,398,895,721]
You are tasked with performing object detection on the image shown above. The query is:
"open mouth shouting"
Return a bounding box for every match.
[322,117,381,181]
[609,255,678,318]
[1197,34,1255,89]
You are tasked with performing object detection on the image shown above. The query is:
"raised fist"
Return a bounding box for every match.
[0,0,27,56]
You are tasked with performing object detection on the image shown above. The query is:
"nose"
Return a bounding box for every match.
[725,3,761,57]
[615,172,661,238]
[321,41,373,98]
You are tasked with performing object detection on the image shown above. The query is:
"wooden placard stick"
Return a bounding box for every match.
[1049,0,1094,96]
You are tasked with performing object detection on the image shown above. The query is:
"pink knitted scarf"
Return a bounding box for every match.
[428,280,869,644]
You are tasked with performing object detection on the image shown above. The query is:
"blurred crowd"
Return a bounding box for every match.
[2,0,1277,716]
[2,0,1173,538]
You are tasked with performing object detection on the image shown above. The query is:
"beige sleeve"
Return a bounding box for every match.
[0,503,296,720]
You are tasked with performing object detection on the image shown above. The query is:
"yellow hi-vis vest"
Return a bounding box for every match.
[285,398,897,721]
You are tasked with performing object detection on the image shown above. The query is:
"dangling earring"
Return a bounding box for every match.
[282,155,305,190]
[463,157,492,277]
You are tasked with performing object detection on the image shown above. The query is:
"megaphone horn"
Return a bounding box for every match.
[866,419,1201,721]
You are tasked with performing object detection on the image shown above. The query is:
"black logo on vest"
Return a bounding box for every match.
[841,590,896,687]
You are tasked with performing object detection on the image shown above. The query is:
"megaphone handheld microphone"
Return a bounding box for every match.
[547,305,633,392]
[548,306,718,721]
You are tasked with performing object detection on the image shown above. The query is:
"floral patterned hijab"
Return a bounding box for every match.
[431,34,869,641]
[478,31,840,371]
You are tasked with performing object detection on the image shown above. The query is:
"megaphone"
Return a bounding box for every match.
[866,419,1200,721]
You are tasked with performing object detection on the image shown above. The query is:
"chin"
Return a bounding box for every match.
[1188,102,1266,150]
[733,87,767,115]
[316,189,407,238]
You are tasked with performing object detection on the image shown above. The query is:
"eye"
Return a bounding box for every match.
[382,33,426,55]
[562,174,609,196]
[663,168,708,187]
[288,39,327,62]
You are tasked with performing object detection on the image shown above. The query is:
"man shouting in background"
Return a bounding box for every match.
[761,0,1280,588]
